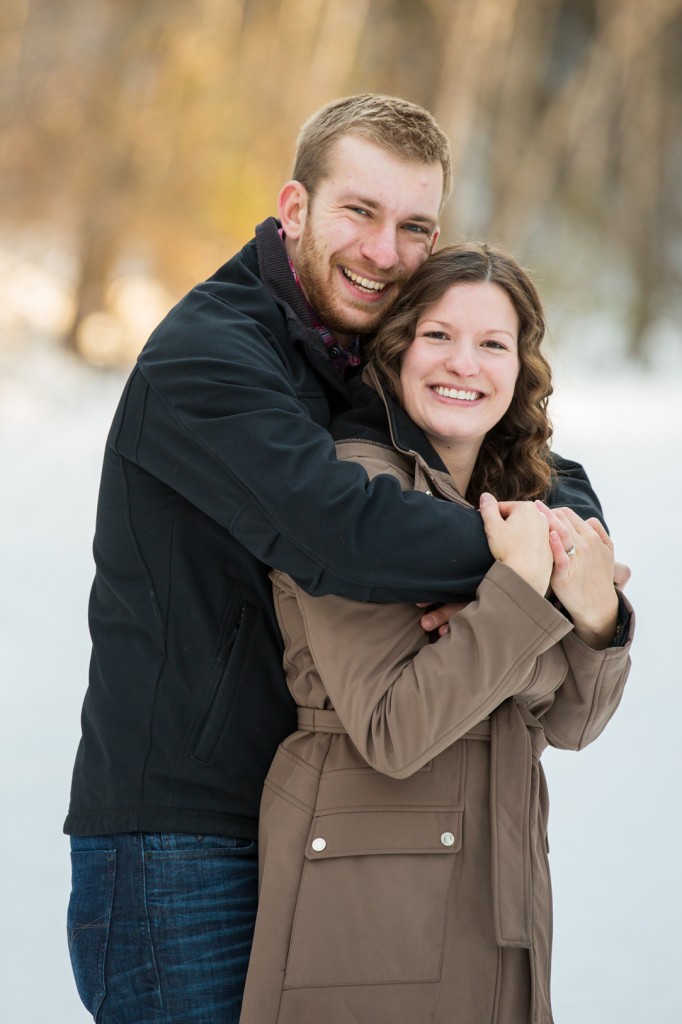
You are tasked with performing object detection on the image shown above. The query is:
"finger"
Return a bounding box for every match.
[614,561,631,588]
[421,600,470,632]
[438,624,450,637]
[479,492,503,522]
[549,529,570,574]
[542,505,581,537]
[556,506,595,536]
[420,605,451,632]
[585,517,614,548]
[538,503,579,555]
[535,501,573,549]
[495,500,515,518]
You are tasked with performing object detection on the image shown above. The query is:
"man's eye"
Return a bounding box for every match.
[348,206,369,216]
[404,223,428,234]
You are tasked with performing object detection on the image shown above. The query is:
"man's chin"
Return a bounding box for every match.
[323,301,395,338]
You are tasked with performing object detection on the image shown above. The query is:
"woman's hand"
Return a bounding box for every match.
[536,502,619,649]
[479,493,553,595]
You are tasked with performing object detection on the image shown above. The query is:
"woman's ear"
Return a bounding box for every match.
[278,180,309,240]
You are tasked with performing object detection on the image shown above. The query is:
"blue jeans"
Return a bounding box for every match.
[67,833,258,1024]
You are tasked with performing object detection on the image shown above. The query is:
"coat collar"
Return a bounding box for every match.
[333,367,473,508]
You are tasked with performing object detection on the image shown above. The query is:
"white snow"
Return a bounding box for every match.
[1,341,680,1022]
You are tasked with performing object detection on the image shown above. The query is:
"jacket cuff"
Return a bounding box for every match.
[483,561,573,643]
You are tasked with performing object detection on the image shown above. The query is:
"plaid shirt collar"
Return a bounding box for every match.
[278,229,361,377]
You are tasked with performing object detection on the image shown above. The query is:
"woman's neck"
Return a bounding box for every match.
[428,438,481,498]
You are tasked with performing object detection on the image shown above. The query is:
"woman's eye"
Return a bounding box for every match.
[483,340,506,350]
[423,330,449,340]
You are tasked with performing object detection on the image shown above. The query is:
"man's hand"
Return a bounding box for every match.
[418,602,470,637]
[614,561,631,589]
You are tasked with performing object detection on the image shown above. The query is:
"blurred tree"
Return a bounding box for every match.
[1,0,681,364]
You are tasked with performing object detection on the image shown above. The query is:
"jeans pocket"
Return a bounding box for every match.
[67,850,117,1018]
[159,833,257,853]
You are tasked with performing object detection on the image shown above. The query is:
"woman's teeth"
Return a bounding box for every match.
[432,386,481,401]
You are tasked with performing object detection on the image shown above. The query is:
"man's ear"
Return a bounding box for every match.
[430,226,440,254]
[278,180,309,240]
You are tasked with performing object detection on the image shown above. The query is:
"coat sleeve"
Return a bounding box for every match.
[112,289,605,604]
[531,592,634,751]
[275,561,574,778]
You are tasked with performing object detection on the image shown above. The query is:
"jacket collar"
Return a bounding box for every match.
[255,217,315,329]
[255,217,350,401]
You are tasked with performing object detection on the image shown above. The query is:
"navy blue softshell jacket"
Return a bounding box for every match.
[64,218,605,840]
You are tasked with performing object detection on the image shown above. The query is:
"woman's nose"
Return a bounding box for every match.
[444,344,479,376]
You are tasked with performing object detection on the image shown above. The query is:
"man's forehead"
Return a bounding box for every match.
[322,135,444,216]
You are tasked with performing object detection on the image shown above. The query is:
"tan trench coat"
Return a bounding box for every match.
[240,441,633,1024]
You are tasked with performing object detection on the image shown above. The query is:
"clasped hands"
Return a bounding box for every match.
[419,493,626,650]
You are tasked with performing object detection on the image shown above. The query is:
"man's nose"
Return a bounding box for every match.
[359,225,399,270]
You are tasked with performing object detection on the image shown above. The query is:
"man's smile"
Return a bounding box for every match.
[341,266,391,294]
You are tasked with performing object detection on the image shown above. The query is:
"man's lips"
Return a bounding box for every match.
[431,385,484,402]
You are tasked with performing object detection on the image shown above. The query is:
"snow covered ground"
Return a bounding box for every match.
[1,342,680,1022]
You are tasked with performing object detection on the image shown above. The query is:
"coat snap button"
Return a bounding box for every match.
[311,837,327,852]
[440,832,455,847]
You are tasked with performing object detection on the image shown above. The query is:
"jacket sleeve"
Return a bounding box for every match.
[531,592,634,751]
[113,290,604,604]
[548,456,607,527]
[116,293,495,603]
[275,562,574,778]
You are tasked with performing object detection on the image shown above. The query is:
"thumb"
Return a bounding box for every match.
[479,492,500,521]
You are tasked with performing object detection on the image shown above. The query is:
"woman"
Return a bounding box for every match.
[239,244,633,1024]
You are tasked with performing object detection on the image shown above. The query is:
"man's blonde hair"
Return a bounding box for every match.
[292,94,452,208]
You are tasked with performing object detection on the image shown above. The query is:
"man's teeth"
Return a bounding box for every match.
[433,386,481,401]
[342,268,388,292]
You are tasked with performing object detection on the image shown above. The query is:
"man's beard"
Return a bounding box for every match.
[295,221,404,337]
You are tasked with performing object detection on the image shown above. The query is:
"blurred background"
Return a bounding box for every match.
[1,1,680,1021]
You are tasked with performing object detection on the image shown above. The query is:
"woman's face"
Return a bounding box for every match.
[399,281,520,463]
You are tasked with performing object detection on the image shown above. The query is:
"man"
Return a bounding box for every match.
[65,95,608,1023]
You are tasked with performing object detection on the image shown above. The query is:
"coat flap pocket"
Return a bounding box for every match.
[304,809,463,859]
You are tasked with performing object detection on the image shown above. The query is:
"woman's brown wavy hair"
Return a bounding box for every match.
[366,242,555,502]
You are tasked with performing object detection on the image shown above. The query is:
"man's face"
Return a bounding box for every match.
[283,135,443,344]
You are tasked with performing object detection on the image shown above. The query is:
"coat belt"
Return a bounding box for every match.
[296,699,541,949]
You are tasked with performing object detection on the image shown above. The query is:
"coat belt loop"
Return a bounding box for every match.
[297,707,347,734]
